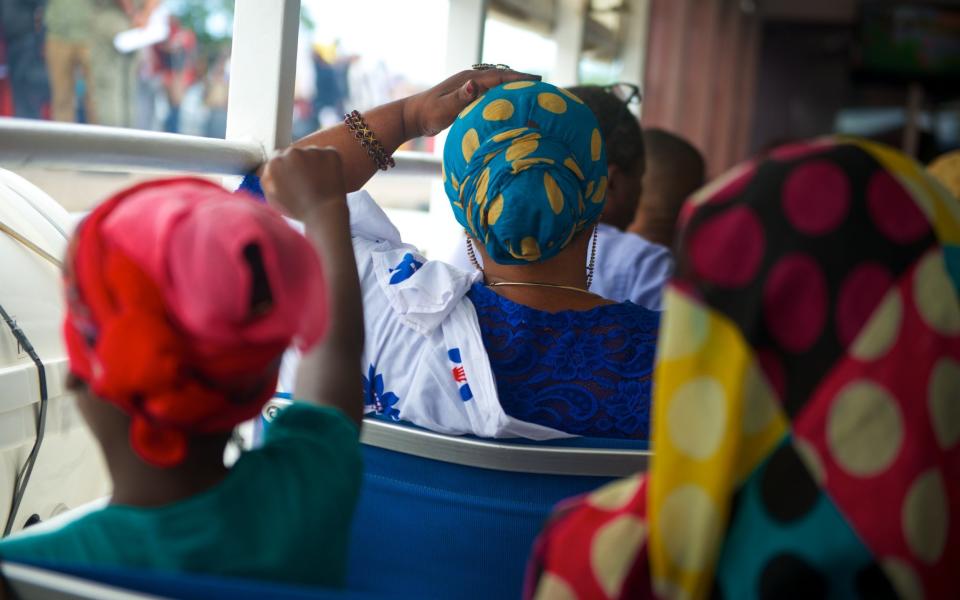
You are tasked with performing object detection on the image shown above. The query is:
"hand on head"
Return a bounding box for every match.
[404,68,541,138]
[262,146,347,221]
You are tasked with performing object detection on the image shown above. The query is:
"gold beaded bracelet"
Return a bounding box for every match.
[344,110,396,171]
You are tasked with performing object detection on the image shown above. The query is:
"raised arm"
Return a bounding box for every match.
[260,69,541,192]
[261,147,364,427]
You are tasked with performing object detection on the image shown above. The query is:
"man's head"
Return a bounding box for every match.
[631,128,705,248]
[566,85,646,231]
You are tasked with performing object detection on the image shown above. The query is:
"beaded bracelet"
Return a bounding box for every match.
[344,110,396,171]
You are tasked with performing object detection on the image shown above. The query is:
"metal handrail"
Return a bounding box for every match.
[0,118,441,178]
[0,118,264,175]
[2,562,162,600]
[263,399,651,477]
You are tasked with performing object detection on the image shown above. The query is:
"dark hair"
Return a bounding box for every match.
[565,85,645,171]
[643,128,706,191]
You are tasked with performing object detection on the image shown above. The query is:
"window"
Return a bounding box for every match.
[482,15,558,78]
[0,0,235,137]
[296,0,449,153]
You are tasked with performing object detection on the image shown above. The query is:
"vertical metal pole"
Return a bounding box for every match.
[430,0,489,260]
[226,0,302,155]
[620,0,652,117]
[445,0,488,75]
[903,82,924,158]
[554,0,588,87]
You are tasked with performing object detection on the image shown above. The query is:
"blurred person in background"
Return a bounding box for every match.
[630,127,706,249]
[88,0,160,128]
[153,13,197,133]
[0,39,9,116]
[0,0,49,119]
[45,0,94,122]
[202,48,229,138]
[568,84,674,311]
[312,42,348,126]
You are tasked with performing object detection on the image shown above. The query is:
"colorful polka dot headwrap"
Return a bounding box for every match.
[526,138,960,600]
[929,150,960,199]
[442,81,608,265]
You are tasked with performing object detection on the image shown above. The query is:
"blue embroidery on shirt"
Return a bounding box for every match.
[447,347,473,402]
[467,283,659,439]
[237,174,265,201]
[361,364,400,421]
[388,253,424,285]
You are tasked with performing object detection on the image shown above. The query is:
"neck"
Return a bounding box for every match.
[630,210,675,249]
[106,435,231,507]
[482,258,590,290]
[474,228,614,311]
[478,231,590,289]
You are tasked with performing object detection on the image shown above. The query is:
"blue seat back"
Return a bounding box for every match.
[254,399,649,598]
[345,443,615,599]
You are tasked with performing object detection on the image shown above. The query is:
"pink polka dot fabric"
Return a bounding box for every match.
[527,138,960,600]
[794,254,960,598]
[675,140,943,417]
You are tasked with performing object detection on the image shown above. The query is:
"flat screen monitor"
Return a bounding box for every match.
[856,1,960,84]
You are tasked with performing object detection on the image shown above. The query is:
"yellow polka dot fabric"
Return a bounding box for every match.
[525,138,960,600]
[928,150,960,200]
[648,290,789,599]
[442,81,608,265]
[644,139,960,600]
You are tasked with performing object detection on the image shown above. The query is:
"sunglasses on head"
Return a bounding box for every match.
[598,82,642,143]
[604,82,642,107]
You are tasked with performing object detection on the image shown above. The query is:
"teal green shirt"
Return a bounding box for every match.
[0,404,361,587]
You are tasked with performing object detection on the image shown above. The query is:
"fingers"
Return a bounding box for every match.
[468,69,541,93]
[437,68,540,95]
[445,69,539,110]
[460,79,477,101]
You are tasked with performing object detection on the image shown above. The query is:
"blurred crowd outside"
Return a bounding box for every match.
[0,0,447,152]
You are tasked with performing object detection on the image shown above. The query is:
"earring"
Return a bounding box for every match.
[585,226,598,289]
[465,233,483,271]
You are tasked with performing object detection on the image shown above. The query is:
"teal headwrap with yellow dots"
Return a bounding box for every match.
[442,81,608,265]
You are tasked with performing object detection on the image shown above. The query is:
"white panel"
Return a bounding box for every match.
[620,0,652,95]
[554,0,588,86]
[226,0,302,153]
[445,0,488,75]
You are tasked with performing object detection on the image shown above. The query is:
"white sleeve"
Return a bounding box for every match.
[283,190,571,440]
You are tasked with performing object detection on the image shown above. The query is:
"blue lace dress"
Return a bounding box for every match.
[467,283,660,439]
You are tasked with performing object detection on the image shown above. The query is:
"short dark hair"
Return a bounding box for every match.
[565,85,645,172]
[642,128,706,218]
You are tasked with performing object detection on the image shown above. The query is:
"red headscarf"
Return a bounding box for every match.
[64,178,327,467]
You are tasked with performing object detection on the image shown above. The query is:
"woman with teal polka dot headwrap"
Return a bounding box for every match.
[443,81,608,265]
[239,68,659,444]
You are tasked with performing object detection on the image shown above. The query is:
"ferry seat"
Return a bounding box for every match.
[262,397,652,600]
[0,399,650,600]
[0,168,110,535]
[2,559,397,599]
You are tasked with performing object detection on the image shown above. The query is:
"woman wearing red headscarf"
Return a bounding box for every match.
[0,149,365,587]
